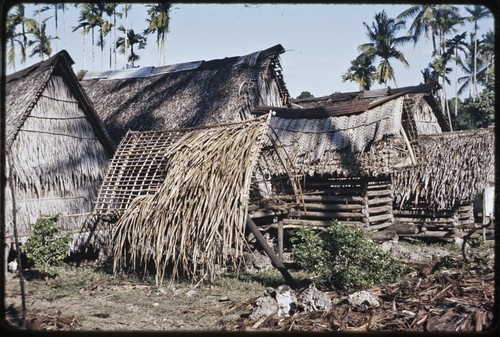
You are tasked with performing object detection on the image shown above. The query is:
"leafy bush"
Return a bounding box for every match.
[22,216,72,276]
[291,221,409,291]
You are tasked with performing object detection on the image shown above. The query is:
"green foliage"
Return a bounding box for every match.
[451,84,495,130]
[22,216,72,276]
[291,221,409,291]
[296,91,314,99]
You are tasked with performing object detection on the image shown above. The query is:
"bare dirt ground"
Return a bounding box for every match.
[2,240,497,333]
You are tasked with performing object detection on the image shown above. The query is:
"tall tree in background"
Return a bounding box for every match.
[357,10,413,87]
[446,32,468,115]
[6,4,36,70]
[122,4,132,67]
[27,18,54,60]
[397,4,440,55]
[464,5,491,100]
[35,3,67,52]
[72,4,91,69]
[342,54,376,90]
[144,3,173,65]
[103,3,121,69]
[116,26,147,68]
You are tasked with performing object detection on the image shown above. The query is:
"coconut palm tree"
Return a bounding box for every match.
[144,3,173,65]
[116,26,147,68]
[34,3,67,52]
[5,4,36,70]
[358,10,413,87]
[464,5,491,99]
[342,54,376,91]
[446,32,468,115]
[72,4,92,69]
[103,3,121,69]
[121,4,132,67]
[479,30,494,85]
[27,18,55,61]
[397,4,439,54]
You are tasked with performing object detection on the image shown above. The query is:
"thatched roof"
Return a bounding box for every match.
[79,45,290,144]
[252,83,452,177]
[291,82,450,132]
[392,127,495,210]
[4,50,115,154]
[103,116,269,285]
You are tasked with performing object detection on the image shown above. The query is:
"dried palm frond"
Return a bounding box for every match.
[112,115,269,286]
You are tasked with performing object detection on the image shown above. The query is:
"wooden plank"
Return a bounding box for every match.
[277,221,284,262]
[366,204,393,215]
[367,221,394,230]
[282,219,364,227]
[294,203,363,211]
[289,210,364,219]
[367,196,393,206]
[366,189,392,197]
[367,213,393,223]
[387,223,419,234]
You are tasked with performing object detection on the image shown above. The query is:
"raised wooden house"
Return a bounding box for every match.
[250,82,494,241]
[250,83,482,235]
[78,44,290,144]
[4,50,115,255]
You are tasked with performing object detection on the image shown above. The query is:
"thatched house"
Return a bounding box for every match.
[4,50,115,254]
[78,44,290,144]
[250,83,452,232]
[250,83,494,241]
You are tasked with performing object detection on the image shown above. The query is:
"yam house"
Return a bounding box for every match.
[3,50,115,259]
[250,82,494,242]
[78,44,290,144]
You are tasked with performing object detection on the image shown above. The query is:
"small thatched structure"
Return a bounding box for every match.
[94,117,269,285]
[391,127,495,233]
[4,50,114,252]
[79,45,290,144]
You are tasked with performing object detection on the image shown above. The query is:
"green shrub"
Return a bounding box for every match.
[291,221,409,291]
[22,216,72,276]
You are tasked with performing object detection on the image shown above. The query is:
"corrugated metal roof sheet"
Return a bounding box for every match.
[106,66,154,79]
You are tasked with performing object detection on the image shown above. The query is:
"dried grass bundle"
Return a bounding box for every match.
[112,116,269,286]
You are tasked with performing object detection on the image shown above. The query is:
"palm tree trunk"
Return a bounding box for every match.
[54,6,58,52]
[63,6,67,50]
[113,9,117,70]
[454,46,458,116]
[473,33,478,101]
[91,28,95,71]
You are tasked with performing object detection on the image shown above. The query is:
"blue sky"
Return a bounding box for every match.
[5,3,495,98]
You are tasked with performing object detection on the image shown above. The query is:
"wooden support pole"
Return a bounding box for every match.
[277,220,284,262]
[246,216,296,288]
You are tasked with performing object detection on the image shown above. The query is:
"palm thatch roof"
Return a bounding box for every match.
[253,83,451,177]
[105,116,269,286]
[392,127,495,210]
[5,50,115,153]
[78,45,290,144]
[3,50,114,246]
[291,82,450,133]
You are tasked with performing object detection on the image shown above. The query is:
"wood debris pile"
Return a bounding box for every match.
[224,253,495,332]
[4,304,78,331]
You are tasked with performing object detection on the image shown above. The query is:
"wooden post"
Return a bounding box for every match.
[277,220,284,262]
[246,216,296,288]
